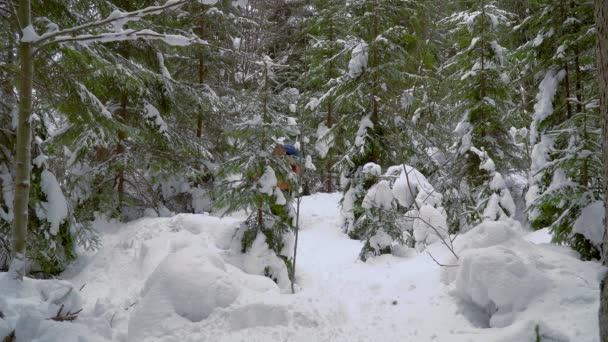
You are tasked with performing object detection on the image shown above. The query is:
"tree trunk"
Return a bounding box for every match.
[326,21,335,193]
[595,0,608,339]
[326,97,333,193]
[369,0,379,163]
[10,0,33,280]
[197,11,206,139]
[116,91,127,211]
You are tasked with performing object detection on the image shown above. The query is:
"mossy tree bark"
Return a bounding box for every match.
[10,0,33,280]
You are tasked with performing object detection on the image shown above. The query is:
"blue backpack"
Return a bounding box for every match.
[283,144,299,157]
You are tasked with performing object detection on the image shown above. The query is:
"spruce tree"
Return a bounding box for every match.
[332,0,429,259]
[215,56,300,289]
[519,0,601,259]
[440,0,519,229]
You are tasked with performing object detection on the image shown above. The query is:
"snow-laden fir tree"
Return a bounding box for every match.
[2,0,217,276]
[303,0,351,193]
[440,1,520,230]
[341,162,448,260]
[215,55,300,289]
[518,0,601,259]
[332,0,431,259]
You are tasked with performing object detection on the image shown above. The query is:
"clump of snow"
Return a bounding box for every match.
[257,165,277,195]
[527,71,567,213]
[361,162,381,177]
[413,205,449,249]
[573,201,604,245]
[143,101,168,134]
[355,116,373,147]
[529,70,564,145]
[454,220,521,252]
[21,25,40,43]
[0,164,14,222]
[305,155,316,171]
[305,97,319,111]
[315,123,334,158]
[362,180,393,210]
[368,229,393,252]
[389,164,441,208]
[348,42,368,78]
[39,170,69,235]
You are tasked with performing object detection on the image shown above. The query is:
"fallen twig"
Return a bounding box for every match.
[427,251,459,268]
[48,304,83,322]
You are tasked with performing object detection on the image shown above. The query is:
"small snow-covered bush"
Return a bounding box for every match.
[341,163,448,260]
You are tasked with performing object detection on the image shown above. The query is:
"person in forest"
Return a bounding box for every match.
[272,142,301,191]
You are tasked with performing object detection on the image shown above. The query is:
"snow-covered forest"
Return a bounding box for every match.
[1,0,608,341]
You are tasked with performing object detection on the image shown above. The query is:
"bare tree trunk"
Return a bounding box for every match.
[596,0,608,339]
[561,0,573,119]
[197,10,206,138]
[10,0,33,280]
[326,22,335,193]
[116,91,127,211]
[369,0,379,163]
[479,0,487,136]
[326,97,333,193]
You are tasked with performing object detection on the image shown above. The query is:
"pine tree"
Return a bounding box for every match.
[303,0,350,193]
[440,0,519,229]
[331,0,431,259]
[5,0,214,278]
[215,56,300,289]
[519,0,601,259]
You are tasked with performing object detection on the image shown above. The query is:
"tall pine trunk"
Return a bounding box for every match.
[197,11,206,138]
[10,0,33,280]
[596,0,608,339]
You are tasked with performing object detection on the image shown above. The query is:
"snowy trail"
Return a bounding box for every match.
[295,193,470,341]
[52,193,602,342]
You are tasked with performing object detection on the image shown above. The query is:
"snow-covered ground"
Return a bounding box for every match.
[1,193,605,341]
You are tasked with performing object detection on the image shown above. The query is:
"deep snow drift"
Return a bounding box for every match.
[0,193,605,341]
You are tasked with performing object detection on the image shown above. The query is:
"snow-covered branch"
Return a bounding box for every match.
[38,29,205,49]
[30,0,202,47]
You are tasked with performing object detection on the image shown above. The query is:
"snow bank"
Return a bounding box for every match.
[0,273,109,341]
[445,220,605,340]
[454,245,548,327]
[56,212,343,341]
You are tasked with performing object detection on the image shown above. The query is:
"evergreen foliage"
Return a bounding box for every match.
[0,0,605,275]
[519,0,601,259]
[440,1,521,230]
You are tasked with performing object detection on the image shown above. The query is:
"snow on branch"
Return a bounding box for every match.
[76,82,112,119]
[30,0,215,48]
[40,29,205,48]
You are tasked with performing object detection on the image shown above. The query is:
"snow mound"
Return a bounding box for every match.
[0,273,109,341]
[453,245,547,327]
[127,248,241,340]
[445,220,605,340]
[454,219,521,252]
[59,212,342,341]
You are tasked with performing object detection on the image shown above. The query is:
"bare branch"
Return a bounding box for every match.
[427,251,459,267]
